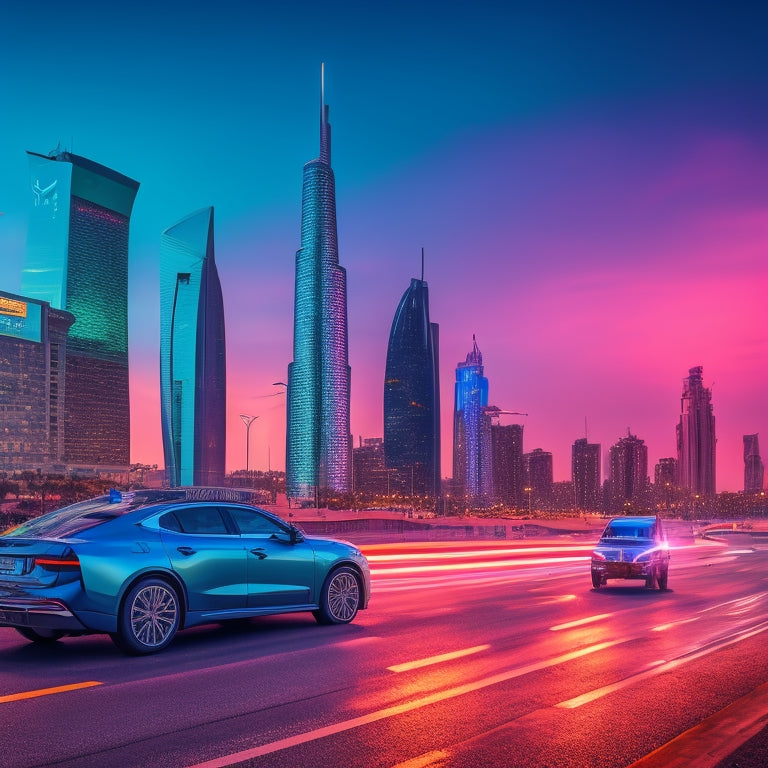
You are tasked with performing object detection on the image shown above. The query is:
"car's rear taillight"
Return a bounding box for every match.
[33,551,81,572]
[591,551,607,561]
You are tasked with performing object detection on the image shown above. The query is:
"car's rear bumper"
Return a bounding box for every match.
[0,598,89,631]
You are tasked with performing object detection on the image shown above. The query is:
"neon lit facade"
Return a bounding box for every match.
[676,366,716,495]
[384,277,441,497]
[287,67,351,499]
[22,149,139,468]
[160,208,226,487]
[452,336,493,504]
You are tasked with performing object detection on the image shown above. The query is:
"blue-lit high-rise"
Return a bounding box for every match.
[287,66,351,499]
[453,336,493,505]
[160,207,226,487]
[384,274,441,497]
[21,148,139,469]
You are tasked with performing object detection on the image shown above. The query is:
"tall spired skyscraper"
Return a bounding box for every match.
[676,366,716,495]
[453,336,493,505]
[384,263,441,498]
[287,66,351,499]
[159,207,226,487]
[22,148,139,468]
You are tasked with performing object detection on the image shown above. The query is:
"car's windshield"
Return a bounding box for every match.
[601,524,653,540]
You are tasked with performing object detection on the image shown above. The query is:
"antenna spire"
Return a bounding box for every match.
[421,247,425,282]
[319,63,331,164]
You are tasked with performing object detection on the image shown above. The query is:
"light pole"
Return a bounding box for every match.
[239,414,258,473]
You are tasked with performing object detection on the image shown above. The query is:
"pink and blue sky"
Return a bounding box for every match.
[1,1,766,491]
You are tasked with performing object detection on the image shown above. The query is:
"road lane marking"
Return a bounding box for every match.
[388,645,491,673]
[188,640,624,768]
[556,620,768,709]
[0,681,101,704]
[652,616,701,632]
[550,613,612,631]
[390,750,450,768]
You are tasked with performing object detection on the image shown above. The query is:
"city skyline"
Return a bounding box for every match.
[1,2,766,491]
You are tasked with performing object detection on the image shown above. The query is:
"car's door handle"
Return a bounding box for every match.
[250,548,268,560]
[177,546,196,556]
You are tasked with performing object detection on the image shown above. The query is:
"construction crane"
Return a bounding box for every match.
[483,406,528,424]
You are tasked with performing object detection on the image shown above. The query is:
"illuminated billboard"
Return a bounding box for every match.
[0,292,42,343]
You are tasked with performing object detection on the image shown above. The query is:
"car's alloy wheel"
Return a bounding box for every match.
[113,578,180,654]
[314,567,360,625]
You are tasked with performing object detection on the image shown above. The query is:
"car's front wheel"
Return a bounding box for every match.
[314,567,361,625]
[112,578,180,655]
[591,572,602,589]
[657,567,668,590]
[15,627,66,644]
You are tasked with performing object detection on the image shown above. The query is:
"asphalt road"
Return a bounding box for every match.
[2,536,768,768]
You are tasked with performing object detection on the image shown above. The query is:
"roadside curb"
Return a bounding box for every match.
[628,680,768,767]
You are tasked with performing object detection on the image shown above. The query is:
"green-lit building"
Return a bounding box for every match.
[21,149,139,470]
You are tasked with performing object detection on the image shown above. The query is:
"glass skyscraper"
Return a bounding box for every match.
[384,276,441,498]
[676,366,716,496]
[491,423,524,507]
[21,148,139,468]
[609,431,648,510]
[453,336,493,505]
[160,207,226,487]
[572,438,601,511]
[287,67,351,500]
[743,434,764,493]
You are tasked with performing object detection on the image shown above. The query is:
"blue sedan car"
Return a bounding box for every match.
[0,489,370,654]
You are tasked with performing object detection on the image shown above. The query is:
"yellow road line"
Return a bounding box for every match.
[0,681,102,704]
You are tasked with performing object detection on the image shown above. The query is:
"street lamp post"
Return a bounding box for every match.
[239,414,258,473]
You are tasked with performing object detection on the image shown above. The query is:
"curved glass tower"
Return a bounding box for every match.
[160,207,226,487]
[384,277,440,497]
[453,336,493,505]
[287,66,351,499]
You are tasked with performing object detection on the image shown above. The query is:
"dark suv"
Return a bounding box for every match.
[591,515,669,590]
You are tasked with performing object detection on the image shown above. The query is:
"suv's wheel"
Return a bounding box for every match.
[314,567,361,625]
[112,578,180,655]
[657,567,668,590]
[591,572,602,589]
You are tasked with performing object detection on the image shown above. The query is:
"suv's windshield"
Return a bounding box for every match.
[601,524,654,540]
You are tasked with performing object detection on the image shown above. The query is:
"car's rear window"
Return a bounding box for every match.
[3,495,136,539]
